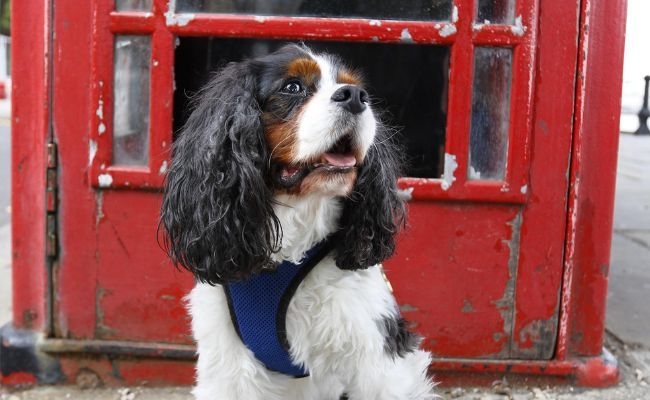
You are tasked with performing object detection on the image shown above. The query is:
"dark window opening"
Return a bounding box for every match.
[176,0,453,21]
[173,38,449,178]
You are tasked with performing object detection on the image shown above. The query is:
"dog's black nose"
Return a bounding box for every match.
[331,85,368,114]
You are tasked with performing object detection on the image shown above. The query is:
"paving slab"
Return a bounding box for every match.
[606,134,650,349]
[607,233,650,348]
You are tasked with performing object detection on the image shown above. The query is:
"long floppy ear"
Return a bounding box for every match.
[334,127,406,270]
[160,61,280,284]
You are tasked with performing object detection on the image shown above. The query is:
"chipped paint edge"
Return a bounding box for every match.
[97,173,113,188]
[511,15,527,36]
[439,24,457,37]
[397,187,414,202]
[441,153,458,191]
[436,4,458,38]
[95,81,105,136]
[89,139,97,167]
[400,28,414,43]
[164,1,195,27]
[451,3,459,23]
[158,160,168,175]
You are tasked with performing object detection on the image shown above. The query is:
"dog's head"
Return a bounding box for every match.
[161,44,405,284]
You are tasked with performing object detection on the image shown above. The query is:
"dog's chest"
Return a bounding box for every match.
[216,255,396,377]
[284,258,397,370]
[224,243,330,376]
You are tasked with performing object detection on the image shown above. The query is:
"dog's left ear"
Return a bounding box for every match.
[334,128,406,270]
[159,61,280,284]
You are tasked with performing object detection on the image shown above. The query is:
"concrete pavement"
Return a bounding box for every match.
[606,134,650,348]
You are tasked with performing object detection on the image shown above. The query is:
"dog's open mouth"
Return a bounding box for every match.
[276,135,357,188]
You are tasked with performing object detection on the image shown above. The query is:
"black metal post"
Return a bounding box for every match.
[635,76,650,135]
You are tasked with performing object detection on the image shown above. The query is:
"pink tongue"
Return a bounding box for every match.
[323,153,356,167]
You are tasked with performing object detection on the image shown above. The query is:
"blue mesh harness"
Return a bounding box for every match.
[224,242,331,377]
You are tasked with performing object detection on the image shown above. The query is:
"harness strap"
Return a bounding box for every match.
[224,242,332,377]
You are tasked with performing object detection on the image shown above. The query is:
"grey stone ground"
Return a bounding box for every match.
[1,131,649,398]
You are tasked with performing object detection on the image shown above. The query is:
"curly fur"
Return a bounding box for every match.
[161,60,281,284]
[334,127,406,270]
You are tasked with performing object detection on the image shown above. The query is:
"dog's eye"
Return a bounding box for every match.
[281,81,303,94]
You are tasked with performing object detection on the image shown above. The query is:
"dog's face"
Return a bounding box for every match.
[254,46,377,196]
[161,44,404,284]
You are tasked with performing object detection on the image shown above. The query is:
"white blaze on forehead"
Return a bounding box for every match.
[312,54,338,91]
[294,53,377,162]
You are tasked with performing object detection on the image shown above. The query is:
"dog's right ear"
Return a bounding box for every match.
[160,61,281,285]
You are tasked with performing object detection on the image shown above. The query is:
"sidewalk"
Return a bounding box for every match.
[1,134,649,399]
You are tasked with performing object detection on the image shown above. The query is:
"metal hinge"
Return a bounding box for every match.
[46,142,58,258]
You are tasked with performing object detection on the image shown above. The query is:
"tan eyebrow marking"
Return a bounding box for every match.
[286,58,321,86]
[337,69,363,85]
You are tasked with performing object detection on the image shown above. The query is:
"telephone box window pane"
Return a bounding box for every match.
[175,0,453,21]
[469,47,512,181]
[115,0,152,12]
[113,35,151,166]
[173,38,449,179]
[476,0,515,24]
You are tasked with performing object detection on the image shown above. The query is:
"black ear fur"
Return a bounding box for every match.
[334,127,406,270]
[160,61,280,284]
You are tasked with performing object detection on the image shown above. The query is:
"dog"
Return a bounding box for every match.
[160,44,436,400]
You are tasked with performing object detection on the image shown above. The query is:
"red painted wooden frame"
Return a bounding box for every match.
[10,0,51,333]
[89,1,173,189]
[90,0,536,205]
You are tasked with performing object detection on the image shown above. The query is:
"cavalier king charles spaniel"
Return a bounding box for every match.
[160,44,436,400]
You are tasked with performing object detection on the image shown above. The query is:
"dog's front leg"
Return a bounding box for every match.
[189,283,292,400]
[346,349,437,400]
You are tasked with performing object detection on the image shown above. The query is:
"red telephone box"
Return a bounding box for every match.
[2,0,625,388]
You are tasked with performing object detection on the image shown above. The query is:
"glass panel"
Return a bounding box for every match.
[113,35,151,166]
[115,0,152,12]
[476,0,515,24]
[174,38,449,178]
[469,47,512,181]
[175,0,453,21]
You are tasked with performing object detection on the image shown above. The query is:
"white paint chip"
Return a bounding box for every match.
[95,100,104,120]
[400,28,414,43]
[398,187,414,202]
[511,15,526,36]
[439,24,457,37]
[369,20,381,26]
[441,153,458,191]
[89,140,97,166]
[98,174,113,188]
[520,185,528,194]
[159,160,168,175]
[468,165,482,180]
[96,90,106,135]
[451,4,459,23]
[164,10,195,26]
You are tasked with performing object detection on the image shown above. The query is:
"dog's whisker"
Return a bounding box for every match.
[268,134,294,169]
